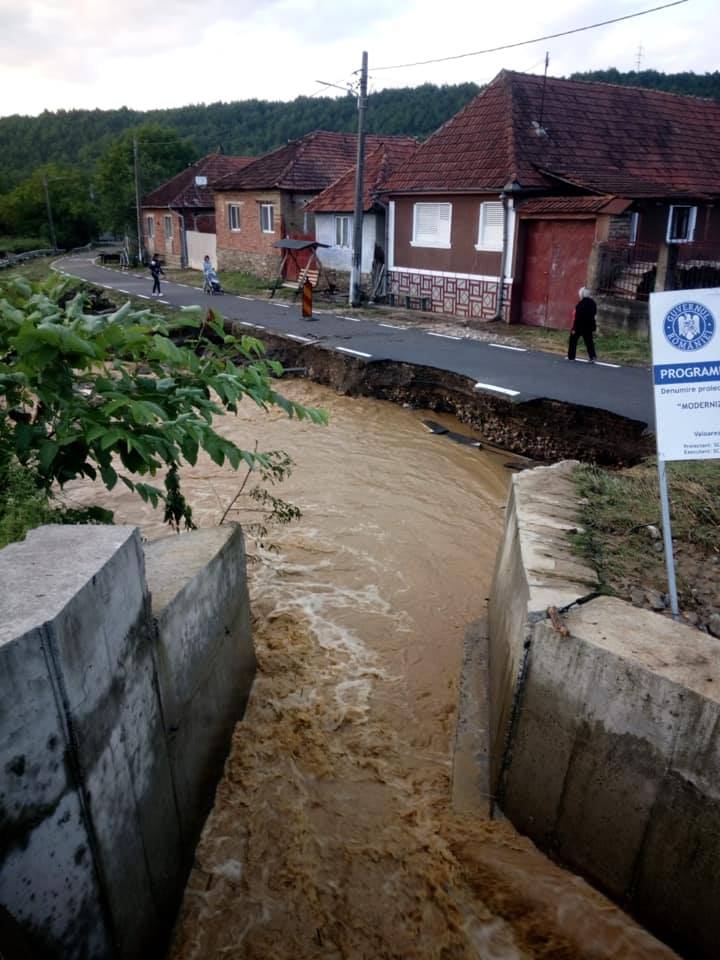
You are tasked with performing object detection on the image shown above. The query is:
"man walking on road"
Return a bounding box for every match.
[149,255,165,296]
[567,287,598,362]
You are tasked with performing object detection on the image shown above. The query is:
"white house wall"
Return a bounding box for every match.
[315,213,378,274]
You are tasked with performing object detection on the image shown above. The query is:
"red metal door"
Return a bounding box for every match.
[283,233,314,281]
[520,220,595,328]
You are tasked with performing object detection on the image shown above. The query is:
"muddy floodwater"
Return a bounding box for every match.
[66,382,675,960]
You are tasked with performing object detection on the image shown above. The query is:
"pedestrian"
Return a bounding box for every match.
[567,286,598,362]
[149,255,164,296]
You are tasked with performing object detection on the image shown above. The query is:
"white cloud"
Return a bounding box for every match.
[0,0,715,116]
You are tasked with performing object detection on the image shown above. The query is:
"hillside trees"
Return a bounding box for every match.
[94,123,196,238]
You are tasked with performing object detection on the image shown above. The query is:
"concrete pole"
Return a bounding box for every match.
[349,51,368,307]
[42,175,58,251]
[133,137,144,264]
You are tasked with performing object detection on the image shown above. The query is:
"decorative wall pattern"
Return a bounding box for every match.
[389,270,511,320]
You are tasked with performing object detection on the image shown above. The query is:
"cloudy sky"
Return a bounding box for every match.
[0,0,714,117]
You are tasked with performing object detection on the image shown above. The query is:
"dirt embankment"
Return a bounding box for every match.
[235,326,653,467]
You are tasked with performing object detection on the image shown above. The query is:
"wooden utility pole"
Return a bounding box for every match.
[349,51,368,307]
[42,175,57,251]
[133,136,144,264]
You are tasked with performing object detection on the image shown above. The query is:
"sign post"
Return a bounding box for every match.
[649,288,720,617]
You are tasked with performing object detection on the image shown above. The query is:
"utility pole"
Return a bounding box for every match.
[42,174,58,251]
[133,136,144,264]
[349,51,368,307]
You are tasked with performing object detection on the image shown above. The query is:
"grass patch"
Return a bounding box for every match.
[161,266,293,298]
[501,323,650,366]
[2,254,59,283]
[571,459,720,620]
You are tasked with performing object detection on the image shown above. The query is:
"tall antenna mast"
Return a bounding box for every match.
[635,44,644,70]
[538,51,550,131]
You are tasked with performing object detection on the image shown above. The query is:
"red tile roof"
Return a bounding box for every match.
[214,130,402,193]
[304,138,418,213]
[142,154,253,207]
[517,195,632,216]
[385,71,720,199]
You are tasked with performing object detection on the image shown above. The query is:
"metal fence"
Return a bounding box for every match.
[596,240,720,301]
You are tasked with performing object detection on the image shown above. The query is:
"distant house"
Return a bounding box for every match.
[212,130,400,281]
[383,71,720,329]
[142,153,252,268]
[304,138,418,292]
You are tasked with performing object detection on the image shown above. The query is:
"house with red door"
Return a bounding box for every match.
[304,138,418,292]
[212,130,398,281]
[142,153,252,269]
[383,71,720,330]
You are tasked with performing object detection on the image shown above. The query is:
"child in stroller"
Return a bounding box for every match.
[202,255,223,295]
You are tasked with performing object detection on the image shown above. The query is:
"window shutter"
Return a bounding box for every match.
[479,203,503,249]
[413,203,451,246]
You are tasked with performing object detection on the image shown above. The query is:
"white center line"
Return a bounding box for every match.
[379,322,407,329]
[574,358,621,368]
[489,343,527,352]
[137,294,150,300]
[118,289,130,294]
[336,347,372,358]
[237,295,255,301]
[338,315,361,322]
[239,321,254,326]
[158,299,169,304]
[474,381,520,397]
[427,331,462,340]
[287,333,312,342]
[272,302,291,308]
[254,324,266,330]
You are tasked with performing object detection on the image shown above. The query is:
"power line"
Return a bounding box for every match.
[372,0,688,71]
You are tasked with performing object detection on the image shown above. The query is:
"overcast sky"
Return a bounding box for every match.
[0,0,714,117]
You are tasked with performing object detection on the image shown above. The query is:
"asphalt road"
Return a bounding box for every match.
[57,254,655,428]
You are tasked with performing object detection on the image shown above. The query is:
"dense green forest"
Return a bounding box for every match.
[1,70,718,252]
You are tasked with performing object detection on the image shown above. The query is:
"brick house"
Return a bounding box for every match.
[304,138,417,292]
[384,71,720,329]
[142,153,252,268]
[213,130,395,279]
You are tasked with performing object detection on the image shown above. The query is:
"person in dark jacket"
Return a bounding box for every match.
[567,287,597,362]
[149,255,164,296]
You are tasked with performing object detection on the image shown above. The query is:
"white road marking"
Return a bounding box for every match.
[237,296,255,301]
[427,331,462,340]
[271,302,291,308]
[158,299,169,304]
[118,289,130,294]
[574,358,621,368]
[239,321,254,326]
[137,294,150,300]
[379,322,407,329]
[474,381,520,397]
[338,315,361,322]
[254,324,266,330]
[287,333,312,342]
[336,347,371,358]
[489,343,526,352]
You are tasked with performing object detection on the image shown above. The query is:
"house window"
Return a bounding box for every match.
[629,211,640,245]
[227,204,241,231]
[146,216,154,239]
[667,205,697,243]
[476,202,504,251]
[411,202,451,248]
[163,215,173,240]
[260,203,275,233]
[335,215,351,247]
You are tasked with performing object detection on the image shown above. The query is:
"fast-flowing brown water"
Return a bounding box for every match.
[65,382,676,960]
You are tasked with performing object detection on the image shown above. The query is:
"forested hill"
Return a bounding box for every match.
[0,83,480,191]
[569,68,720,101]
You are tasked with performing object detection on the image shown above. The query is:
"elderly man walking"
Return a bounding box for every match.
[567,287,598,362]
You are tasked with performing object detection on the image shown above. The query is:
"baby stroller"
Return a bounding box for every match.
[203,269,223,295]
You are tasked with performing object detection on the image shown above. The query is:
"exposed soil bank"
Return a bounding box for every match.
[229,324,653,466]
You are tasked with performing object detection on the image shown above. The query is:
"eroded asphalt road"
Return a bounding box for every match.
[57,254,655,428]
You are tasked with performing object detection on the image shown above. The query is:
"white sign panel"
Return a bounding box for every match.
[649,288,720,461]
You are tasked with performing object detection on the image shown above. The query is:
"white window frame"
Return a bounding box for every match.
[146,216,154,239]
[334,215,351,248]
[629,211,640,245]
[666,205,697,244]
[227,203,242,232]
[260,203,275,234]
[476,201,504,252]
[411,202,452,249]
[163,215,173,240]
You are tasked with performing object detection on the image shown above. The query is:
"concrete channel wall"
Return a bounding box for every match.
[0,523,255,960]
[488,462,720,959]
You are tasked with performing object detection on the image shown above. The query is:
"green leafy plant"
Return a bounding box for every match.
[0,273,326,530]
